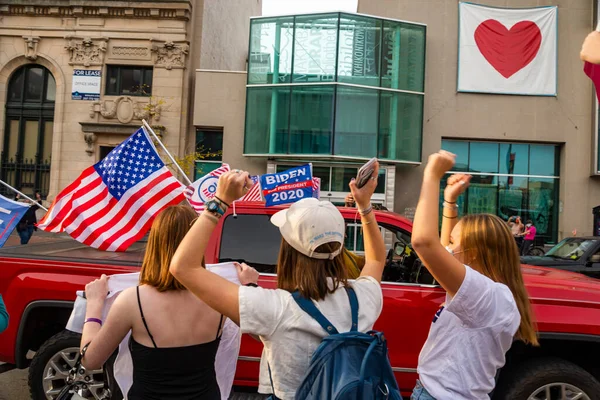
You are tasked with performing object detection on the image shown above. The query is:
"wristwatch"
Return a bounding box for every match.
[205,199,225,216]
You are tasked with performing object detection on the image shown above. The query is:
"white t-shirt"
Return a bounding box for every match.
[239,276,383,400]
[418,265,521,400]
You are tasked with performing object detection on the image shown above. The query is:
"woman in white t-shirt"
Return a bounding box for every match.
[410,151,538,400]
[170,166,387,400]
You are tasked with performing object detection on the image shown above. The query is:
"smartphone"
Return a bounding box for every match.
[356,158,378,189]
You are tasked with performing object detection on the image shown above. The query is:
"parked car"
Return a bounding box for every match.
[1,203,600,399]
[521,236,600,279]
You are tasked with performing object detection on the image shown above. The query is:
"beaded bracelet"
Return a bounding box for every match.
[359,205,373,216]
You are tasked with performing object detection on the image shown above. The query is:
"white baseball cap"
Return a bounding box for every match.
[271,198,345,260]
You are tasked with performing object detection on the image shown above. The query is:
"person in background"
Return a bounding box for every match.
[170,166,386,399]
[344,193,355,207]
[342,247,365,279]
[0,294,8,333]
[78,205,259,400]
[521,220,537,256]
[410,151,537,399]
[15,192,41,245]
[509,216,525,251]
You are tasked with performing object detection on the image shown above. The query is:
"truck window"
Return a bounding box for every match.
[219,214,281,273]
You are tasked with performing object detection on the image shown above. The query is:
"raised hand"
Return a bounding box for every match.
[215,170,254,205]
[85,275,109,304]
[349,160,380,210]
[444,174,472,203]
[235,262,259,286]
[424,150,456,181]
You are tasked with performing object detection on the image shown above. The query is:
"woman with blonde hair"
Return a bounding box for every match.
[170,166,387,399]
[410,151,538,400]
[80,205,259,400]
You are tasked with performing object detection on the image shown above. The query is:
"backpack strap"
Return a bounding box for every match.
[345,286,359,332]
[292,291,339,335]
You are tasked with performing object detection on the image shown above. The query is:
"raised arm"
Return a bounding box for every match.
[350,162,387,282]
[170,171,256,326]
[440,174,472,247]
[411,151,471,297]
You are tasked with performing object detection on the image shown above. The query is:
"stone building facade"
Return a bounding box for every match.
[0,0,261,200]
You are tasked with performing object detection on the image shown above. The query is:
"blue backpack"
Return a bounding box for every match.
[274,287,402,400]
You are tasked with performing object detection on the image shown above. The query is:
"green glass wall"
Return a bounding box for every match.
[245,13,426,163]
[441,140,560,244]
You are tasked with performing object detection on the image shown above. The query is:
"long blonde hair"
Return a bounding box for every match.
[460,214,539,346]
[139,205,200,292]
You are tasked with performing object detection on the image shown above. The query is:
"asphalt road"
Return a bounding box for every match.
[0,366,268,400]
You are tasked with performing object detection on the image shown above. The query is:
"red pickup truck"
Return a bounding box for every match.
[1,202,600,400]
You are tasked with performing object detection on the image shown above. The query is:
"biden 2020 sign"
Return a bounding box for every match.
[260,164,313,207]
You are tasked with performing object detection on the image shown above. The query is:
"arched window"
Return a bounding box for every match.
[3,65,55,197]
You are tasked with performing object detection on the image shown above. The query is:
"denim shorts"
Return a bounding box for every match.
[411,380,436,400]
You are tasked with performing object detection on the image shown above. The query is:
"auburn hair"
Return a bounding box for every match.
[277,239,349,300]
[139,205,203,292]
[459,214,539,346]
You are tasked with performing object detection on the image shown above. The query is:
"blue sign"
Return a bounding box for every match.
[260,164,313,207]
[0,195,30,248]
[72,69,101,101]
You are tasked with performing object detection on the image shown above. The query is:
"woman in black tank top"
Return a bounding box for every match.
[76,205,259,400]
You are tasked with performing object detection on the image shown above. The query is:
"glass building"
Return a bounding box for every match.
[244,13,426,164]
[441,140,560,244]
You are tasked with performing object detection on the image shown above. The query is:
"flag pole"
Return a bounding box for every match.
[0,180,48,211]
[142,119,193,186]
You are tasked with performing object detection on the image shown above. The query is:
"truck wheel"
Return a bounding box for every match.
[494,357,600,400]
[28,330,105,400]
[529,247,545,256]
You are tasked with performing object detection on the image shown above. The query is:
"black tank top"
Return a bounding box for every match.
[127,286,223,400]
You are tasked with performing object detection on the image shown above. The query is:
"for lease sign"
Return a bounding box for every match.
[72,69,101,100]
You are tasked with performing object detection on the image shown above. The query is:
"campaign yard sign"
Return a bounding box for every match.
[260,164,313,207]
[72,69,101,100]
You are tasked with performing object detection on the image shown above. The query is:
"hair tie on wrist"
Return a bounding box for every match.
[84,317,102,326]
[214,196,230,208]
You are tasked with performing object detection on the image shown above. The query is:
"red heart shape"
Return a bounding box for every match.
[474,19,542,78]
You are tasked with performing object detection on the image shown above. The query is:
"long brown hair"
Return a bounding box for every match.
[277,239,348,300]
[139,205,200,292]
[459,214,538,346]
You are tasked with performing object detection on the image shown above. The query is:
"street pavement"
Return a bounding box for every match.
[0,365,268,400]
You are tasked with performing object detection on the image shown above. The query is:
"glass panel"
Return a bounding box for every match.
[42,121,53,162]
[345,225,356,250]
[45,73,56,101]
[337,14,382,87]
[289,85,334,154]
[219,214,281,273]
[8,68,24,102]
[499,143,528,175]
[195,129,223,161]
[313,166,331,191]
[7,120,20,160]
[120,68,143,95]
[469,142,499,173]
[25,67,44,101]
[498,176,528,222]
[143,68,153,94]
[335,86,378,158]
[248,17,294,84]
[292,14,338,83]
[331,167,357,192]
[375,169,386,194]
[106,66,119,95]
[23,120,39,161]
[244,87,290,154]
[466,175,498,215]
[381,21,426,92]
[378,91,423,162]
[194,161,221,180]
[441,140,469,171]
[528,178,557,244]
[529,144,557,176]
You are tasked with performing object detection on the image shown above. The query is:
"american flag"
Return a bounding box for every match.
[37,127,185,252]
[184,164,230,213]
[239,176,321,202]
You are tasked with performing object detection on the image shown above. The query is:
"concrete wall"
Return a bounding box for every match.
[358,0,600,238]
[193,70,266,174]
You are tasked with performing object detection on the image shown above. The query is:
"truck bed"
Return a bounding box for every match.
[0,238,145,267]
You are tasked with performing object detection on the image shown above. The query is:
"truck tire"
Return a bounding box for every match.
[28,330,106,400]
[493,357,600,400]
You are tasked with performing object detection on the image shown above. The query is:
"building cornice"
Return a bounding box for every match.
[0,0,192,20]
